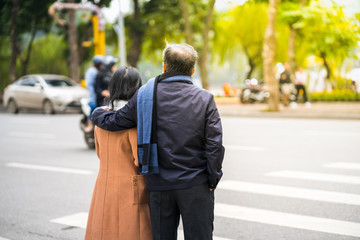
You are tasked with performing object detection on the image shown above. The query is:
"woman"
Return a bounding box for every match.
[85,67,152,240]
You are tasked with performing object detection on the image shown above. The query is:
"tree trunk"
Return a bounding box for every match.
[321,52,335,89]
[179,0,193,45]
[127,0,144,67]
[67,0,80,82]
[244,48,257,80]
[198,0,216,90]
[287,26,297,76]
[263,0,281,111]
[9,0,19,83]
[21,24,37,76]
[287,0,306,76]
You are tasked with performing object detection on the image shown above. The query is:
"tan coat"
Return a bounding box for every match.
[85,127,152,240]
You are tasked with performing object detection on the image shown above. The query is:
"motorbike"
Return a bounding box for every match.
[79,98,95,149]
[240,79,270,104]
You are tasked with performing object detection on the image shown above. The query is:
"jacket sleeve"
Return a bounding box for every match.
[205,95,225,189]
[91,92,138,131]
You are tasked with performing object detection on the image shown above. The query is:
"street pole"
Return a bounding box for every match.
[118,0,126,66]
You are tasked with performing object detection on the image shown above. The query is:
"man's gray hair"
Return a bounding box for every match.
[162,43,198,76]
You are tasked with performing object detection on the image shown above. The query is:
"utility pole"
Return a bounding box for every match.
[118,0,127,66]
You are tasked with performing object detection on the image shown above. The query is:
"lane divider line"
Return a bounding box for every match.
[324,162,360,170]
[6,162,93,175]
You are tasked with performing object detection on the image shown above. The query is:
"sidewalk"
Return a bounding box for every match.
[215,97,360,120]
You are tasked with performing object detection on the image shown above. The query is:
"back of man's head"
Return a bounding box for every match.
[162,43,198,76]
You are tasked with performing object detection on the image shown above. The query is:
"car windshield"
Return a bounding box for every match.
[45,79,74,87]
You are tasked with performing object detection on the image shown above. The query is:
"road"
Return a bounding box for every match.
[0,113,359,240]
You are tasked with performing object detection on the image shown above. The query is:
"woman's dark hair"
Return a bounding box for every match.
[108,67,142,110]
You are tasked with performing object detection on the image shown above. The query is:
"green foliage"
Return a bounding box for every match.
[138,0,185,63]
[213,2,289,79]
[0,37,11,93]
[310,89,360,101]
[281,1,360,72]
[27,34,69,76]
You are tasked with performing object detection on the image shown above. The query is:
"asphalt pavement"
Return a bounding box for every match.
[0,113,359,240]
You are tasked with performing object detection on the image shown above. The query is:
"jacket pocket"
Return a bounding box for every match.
[131,175,148,205]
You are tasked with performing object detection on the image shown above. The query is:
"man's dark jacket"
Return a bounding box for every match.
[92,72,224,191]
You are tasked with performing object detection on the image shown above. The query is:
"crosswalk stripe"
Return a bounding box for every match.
[266,170,360,185]
[6,162,93,175]
[225,145,265,151]
[0,237,10,240]
[304,130,360,137]
[215,203,360,238]
[51,213,234,240]
[217,180,360,206]
[324,162,360,170]
[177,230,233,240]
[51,212,88,229]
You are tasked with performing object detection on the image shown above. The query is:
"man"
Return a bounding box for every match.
[92,43,224,240]
[84,55,104,132]
[279,62,292,107]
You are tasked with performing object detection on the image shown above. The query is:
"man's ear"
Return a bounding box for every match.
[163,63,167,73]
[191,67,195,77]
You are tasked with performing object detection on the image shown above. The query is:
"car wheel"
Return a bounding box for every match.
[7,99,19,114]
[42,100,55,115]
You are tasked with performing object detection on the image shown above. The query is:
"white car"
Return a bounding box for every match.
[4,74,89,114]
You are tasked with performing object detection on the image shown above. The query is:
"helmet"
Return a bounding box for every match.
[104,55,118,66]
[93,55,104,65]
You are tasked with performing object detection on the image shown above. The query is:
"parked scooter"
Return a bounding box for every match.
[240,79,270,103]
[79,98,95,149]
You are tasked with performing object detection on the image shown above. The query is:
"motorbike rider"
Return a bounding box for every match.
[84,55,104,132]
[95,55,118,107]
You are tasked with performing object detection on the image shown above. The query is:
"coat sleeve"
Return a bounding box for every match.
[91,92,138,131]
[128,129,139,168]
[204,95,225,189]
[94,127,100,159]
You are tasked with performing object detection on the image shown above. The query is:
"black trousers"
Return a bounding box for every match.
[295,84,308,102]
[148,183,214,240]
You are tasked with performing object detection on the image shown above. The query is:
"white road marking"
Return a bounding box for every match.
[266,170,360,185]
[217,180,360,206]
[304,130,360,137]
[177,230,233,240]
[225,145,265,151]
[215,203,360,238]
[51,213,234,240]
[324,162,360,170]
[51,212,88,229]
[6,132,56,139]
[0,237,10,240]
[6,162,93,175]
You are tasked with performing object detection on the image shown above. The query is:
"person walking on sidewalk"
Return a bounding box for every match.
[91,43,225,240]
[295,66,311,107]
[85,67,152,240]
[279,62,292,107]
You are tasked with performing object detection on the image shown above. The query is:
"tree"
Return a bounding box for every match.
[178,0,216,90]
[280,0,307,75]
[282,1,360,88]
[1,0,55,82]
[263,0,281,111]
[124,0,183,68]
[213,2,268,80]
